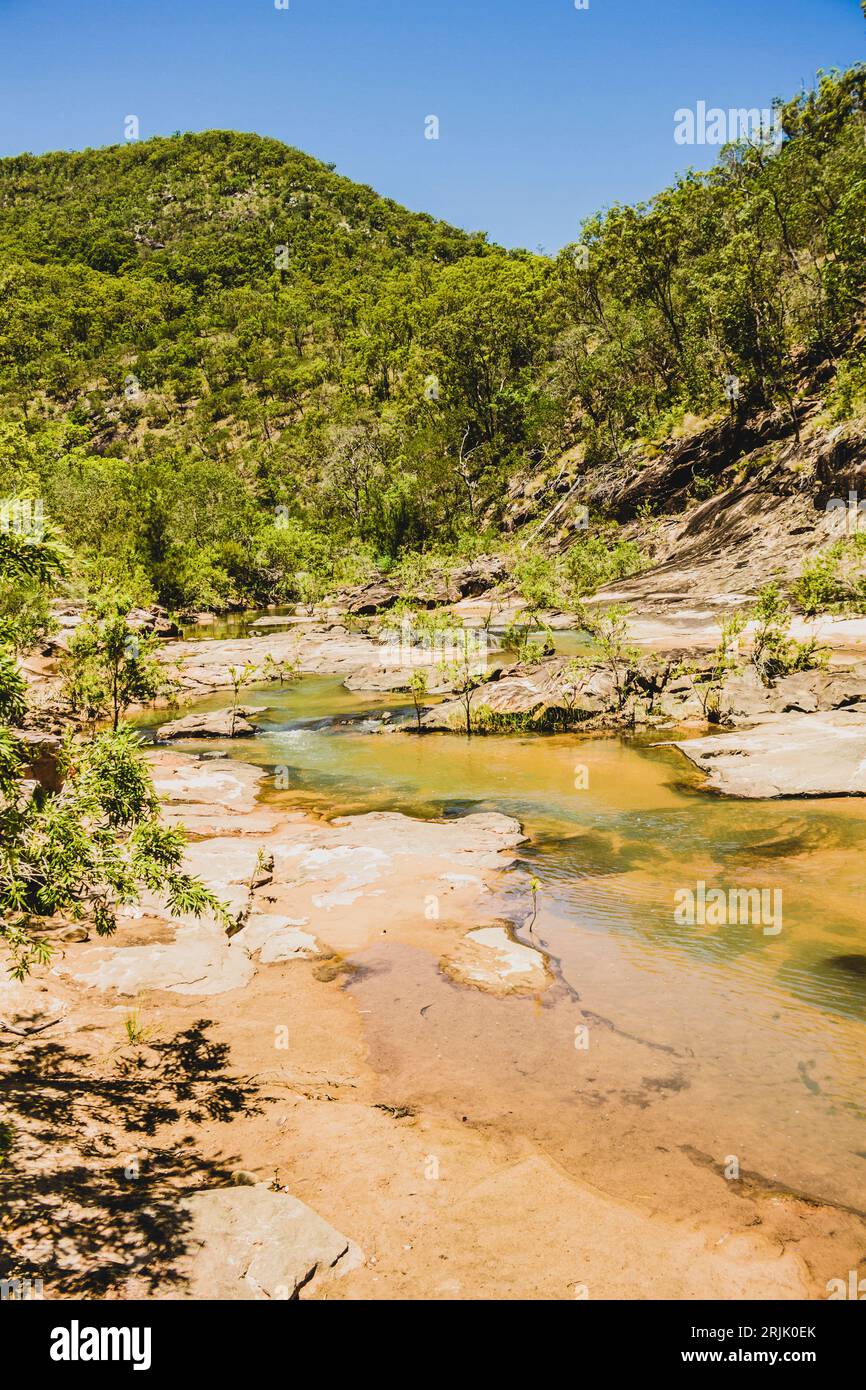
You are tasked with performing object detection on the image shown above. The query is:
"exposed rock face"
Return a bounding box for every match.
[234,916,323,964]
[420,662,622,730]
[156,707,266,739]
[174,1184,362,1299]
[670,709,866,797]
[345,662,483,695]
[340,578,461,616]
[572,415,866,623]
[453,556,509,597]
[423,673,556,728]
[148,752,290,836]
[248,614,303,629]
[0,980,68,1034]
[54,748,525,999]
[416,642,866,733]
[331,557,510,617]
[23,748,840,1301]
[341,581,401,616]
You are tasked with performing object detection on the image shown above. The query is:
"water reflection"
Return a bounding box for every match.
[137,676,866,1033]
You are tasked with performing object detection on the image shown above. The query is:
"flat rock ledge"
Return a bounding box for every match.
[156,706,266,740]
[670,709,866,798]
[173,1184,363,1299]
[158,625,389,693]
[441,924,551,996]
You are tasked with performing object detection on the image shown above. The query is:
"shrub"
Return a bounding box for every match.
[563,530,644,600]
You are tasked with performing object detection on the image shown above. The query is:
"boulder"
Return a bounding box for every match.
[718,666,774,720]
[127,605,182,639]
[341,578,458,616]
[156,707,266,740]
[452,556,509,598]
[174,1184,363,1299]
[344,663,459,694]
[49,600,86,632]
[342,581,401,616]
[421,661,615,729]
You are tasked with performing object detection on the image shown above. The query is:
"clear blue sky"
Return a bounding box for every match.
[1,0,862,250]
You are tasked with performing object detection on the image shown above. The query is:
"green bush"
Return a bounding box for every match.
[563,531,643,600]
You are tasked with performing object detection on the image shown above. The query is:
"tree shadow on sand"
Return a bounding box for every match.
[0,1019,263,1298]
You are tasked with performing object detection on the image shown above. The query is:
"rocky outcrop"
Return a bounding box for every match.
[345,662,488,695]
[156,707,266,740]
[453,556,509,597]
[63,920,257,996]
[332,557,510,617]
[341,579,457,616]
[569,414,866,623]
[670,708,866,797]
[422,671,559,729]
[48,600,181,643]
[175,1184,363,1299]
[54,749,526,1000]
[418,647,866,734]
[158,625,391,694]
[420,660,624,730]
[0,979,69,1035]
[127,605,182,639]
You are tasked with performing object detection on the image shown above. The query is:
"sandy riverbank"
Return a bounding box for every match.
[3,748,864,1300]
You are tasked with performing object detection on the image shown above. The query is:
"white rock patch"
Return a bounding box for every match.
[442,924,550,996]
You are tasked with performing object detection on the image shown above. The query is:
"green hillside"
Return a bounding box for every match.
[1,67,866,612]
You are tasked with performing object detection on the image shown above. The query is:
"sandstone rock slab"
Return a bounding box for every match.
[671,710,866,798]
[174,1184,362,1299]
[57,922,254,996]
[156,707,266,740]
[442,924,551,995]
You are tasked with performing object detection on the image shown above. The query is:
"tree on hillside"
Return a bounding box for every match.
[1,77,866,596]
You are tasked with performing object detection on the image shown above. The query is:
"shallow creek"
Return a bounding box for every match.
[137,675,866,1222]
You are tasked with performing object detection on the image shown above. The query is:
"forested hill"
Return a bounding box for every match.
[1,67,866,614]
[0,129,553,607]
